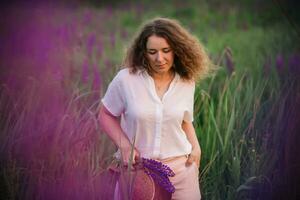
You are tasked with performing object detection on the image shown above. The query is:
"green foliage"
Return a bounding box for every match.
[1,0,298,199]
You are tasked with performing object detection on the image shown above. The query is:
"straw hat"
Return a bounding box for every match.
[108,159,173,200]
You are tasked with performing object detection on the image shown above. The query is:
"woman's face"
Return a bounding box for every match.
[146,35,174,75]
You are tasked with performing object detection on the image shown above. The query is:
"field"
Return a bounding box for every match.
[0,0,299,199]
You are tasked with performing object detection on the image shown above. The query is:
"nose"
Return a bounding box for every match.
[156,51,164,62]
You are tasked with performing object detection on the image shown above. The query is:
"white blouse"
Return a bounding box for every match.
[101,68,195,159]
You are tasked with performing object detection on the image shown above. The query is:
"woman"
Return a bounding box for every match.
[99,17,210,200]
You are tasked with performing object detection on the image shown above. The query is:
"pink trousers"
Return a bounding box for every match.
[160,155,201,200]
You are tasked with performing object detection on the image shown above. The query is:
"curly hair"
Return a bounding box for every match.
[123,17,211,81]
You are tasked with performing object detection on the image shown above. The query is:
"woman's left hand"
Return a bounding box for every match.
[186,148,201,168]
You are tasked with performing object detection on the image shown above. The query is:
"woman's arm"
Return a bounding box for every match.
[182,121,201,167]
[98,103,139,164]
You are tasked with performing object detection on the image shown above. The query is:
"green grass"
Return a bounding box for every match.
[194,71,277,199]
[1,0,298,199]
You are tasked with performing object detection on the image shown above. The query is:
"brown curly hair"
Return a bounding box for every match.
[123,17,211,81]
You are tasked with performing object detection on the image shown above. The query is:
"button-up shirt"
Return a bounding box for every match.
[101,68,195,159]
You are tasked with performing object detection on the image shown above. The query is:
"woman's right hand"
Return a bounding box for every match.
[99,104,140,165]
[120,145,140,166]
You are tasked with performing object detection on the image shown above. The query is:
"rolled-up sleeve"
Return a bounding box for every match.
[101,73,125,117]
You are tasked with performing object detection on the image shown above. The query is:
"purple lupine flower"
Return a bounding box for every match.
[288,53,300,75]
[87,33,96,56]
[142,158,175,193]
[142,158,175,177]
[83,10,93,25]
[105,6,113,18]
[58,25,70,46]
[276,53,285,74]
[92,64,102,91]
[97,40,103,58]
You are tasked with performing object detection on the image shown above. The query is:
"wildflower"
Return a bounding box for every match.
[87,33,96,56]
[142,158,175,194]
[58,25,70,46]
[83,10,93,25]
[92,64,102,91]
[142,158,175,177]
[105,6,113,18]
[288,53,300,75]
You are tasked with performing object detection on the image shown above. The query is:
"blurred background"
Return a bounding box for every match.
[0,0,299,199]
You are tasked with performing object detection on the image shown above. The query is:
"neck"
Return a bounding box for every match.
[151,70,175,82]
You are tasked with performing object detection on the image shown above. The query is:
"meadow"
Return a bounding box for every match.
[0,0,299,199]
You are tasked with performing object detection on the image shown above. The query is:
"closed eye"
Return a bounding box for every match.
[147,50,156,55]
[162,48,172,53]
[147,48,172,55]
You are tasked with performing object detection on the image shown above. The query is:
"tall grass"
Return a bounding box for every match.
[195,71,270,199]
[194,51,299,199]
[0,0,299,199]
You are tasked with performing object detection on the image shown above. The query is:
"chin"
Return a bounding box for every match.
[159,66,171,72]
[156,69,169,74]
